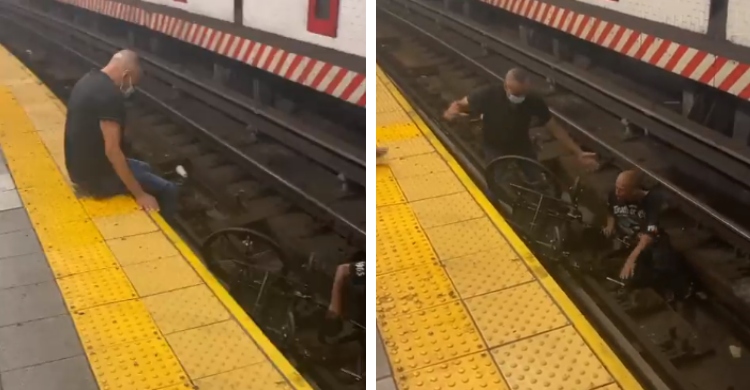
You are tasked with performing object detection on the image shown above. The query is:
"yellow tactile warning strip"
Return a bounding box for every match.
[376,67,643,390]
[0,44,311,390]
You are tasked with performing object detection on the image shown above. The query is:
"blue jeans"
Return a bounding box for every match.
[76,159,179,216]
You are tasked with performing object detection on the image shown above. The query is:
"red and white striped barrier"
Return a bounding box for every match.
[481,0,750,99]
[58,0,367,106]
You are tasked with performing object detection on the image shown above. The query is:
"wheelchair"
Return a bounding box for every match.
[484,155,586,264]
[200,228,365,387]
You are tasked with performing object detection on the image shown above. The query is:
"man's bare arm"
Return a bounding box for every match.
[545,118,584,156]
[101,120,145,197]
[627,233,653,263]
[443,96,470,121]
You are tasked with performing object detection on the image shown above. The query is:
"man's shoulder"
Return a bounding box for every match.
[471,83,504,98]
[73,70,117,96]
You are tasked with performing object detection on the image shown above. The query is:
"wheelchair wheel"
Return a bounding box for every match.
[200,228,292,330]
[484,155,562,204]
[201,228,289,282]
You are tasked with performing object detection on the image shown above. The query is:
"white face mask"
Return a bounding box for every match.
[120,72,135,98]
[507,93,526,104]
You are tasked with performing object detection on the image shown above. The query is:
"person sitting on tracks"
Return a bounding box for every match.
[604,170,693,300]
[64,49,179,216]
[443,67,599,172]
[328,250,365,319]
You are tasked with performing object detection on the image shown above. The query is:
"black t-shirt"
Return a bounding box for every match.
[64,70,125,185]
[607,190,662,238]
[467,84,552,153]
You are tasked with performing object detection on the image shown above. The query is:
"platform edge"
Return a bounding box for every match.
[150,214,314,390]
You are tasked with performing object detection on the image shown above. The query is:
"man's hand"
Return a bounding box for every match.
[576,151,600,171]
[602,224,615,237]
[136,193,160,212]
[443,111,468,121]
[619,257,637,280]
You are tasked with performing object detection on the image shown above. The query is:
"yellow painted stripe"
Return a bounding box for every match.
[152,214,313,390]
[378,67,643,390]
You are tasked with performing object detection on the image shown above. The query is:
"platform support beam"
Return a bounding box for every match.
[552,38,569,61]
[213,63,231,85]
[91,16,100,33]
[127,30,137,48]
[252,78,273,105]
[682,89,695,117]
[572,52,592,69]
[72,11,84,26]
[519,25,531,45]
[462,0,473,18]
[734,110,750,145]
[148,36,160,55]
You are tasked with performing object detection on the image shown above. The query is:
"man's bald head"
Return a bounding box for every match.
[111,50,140,68]
[505,67,531,98]
[615,169,643,201]
[102,49,142,92]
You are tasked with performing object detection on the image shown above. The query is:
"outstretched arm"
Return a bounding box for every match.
[545,118,584,156]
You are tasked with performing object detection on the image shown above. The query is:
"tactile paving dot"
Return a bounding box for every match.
[72,300,162,351]
[88,337,189,390]
[19,184,88,226]
[143,284,231,334]
[378,137,435,159]
[34,218,105,252]
[378,301,485,373]
[166,320,265,379]
[123,255,202,297]
[398,171,466,202]
[94,212,158,239]
[388,152,451,180]
[7,156,65,190]
[194,361,292,390]
[396,352,509,390]
[491,326,614,390]
[376,166,407,207]
[81,195,140,218]
[377,264,458,319]
[57,268,137,310]
[376,77,406,114]
[377,122,423,143]
[107,231,181,266]
[376,203,437,275]
[410,192,486,228]
[377,110,415,129]
[467,282,568,348]
[426,217,510,260]
[443,248,534,299]
[46,241,120,277]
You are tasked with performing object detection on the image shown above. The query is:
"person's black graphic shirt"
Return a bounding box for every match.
[607,189,662,238]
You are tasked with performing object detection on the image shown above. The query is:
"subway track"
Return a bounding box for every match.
[378,1,750,389]
[0,3,366,389]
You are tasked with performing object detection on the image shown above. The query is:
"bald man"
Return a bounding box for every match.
[65,50,178,215]
[604,170,692,300]
[444,68,598,171]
